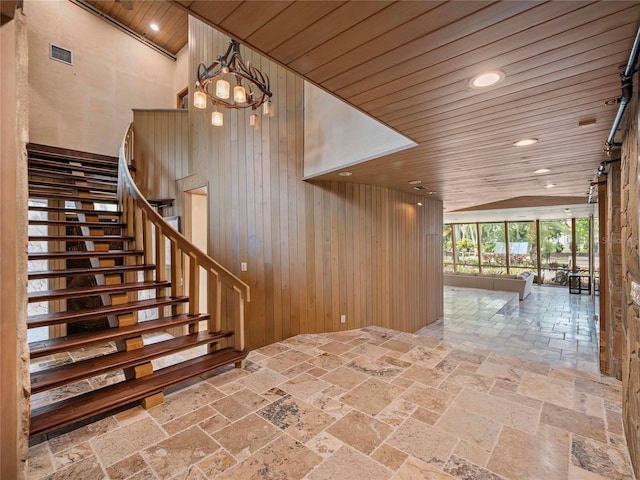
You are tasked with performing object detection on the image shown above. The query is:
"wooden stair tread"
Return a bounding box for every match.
[30,347,247,436]
[31,330,233,394]
[28,219,124,227]
[28,280,170,303]
[29,313,210,358]
[27,296,189,328]
[27,158,117,176]
[29,235,132,242]
[28,180,117,193]
[28,191,118,203]
[27,143,119,166]
[28,264,155,280]
[28,205,122,216]
[28,167,118,184]
[28,250,141,260]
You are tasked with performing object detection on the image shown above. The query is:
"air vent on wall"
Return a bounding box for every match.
[49,44,73,66]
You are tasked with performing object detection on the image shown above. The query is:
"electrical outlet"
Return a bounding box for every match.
[241,262,247,271]
[340,314,346,324]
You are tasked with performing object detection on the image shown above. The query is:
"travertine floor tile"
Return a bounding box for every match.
[26,287,633,480]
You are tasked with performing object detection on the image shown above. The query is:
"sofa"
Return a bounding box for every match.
[443,271,534,300]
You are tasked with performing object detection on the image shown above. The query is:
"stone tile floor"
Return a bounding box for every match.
[28,286,635,480]
[420,285,600,374]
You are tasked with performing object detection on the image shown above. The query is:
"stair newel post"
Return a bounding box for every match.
[232,286,246,361]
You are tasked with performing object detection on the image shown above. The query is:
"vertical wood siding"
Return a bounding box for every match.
[135,17,444,350]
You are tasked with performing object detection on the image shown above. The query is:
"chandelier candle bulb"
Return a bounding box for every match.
[211,110,223,126]
[263,100,275,117]
[234,85,247,103]
[249,114,259,128]
[215,79,230,99]
[193,90,207,109]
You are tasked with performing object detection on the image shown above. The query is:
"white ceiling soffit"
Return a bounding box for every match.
[444,203,598,224]
[303,82,417,178]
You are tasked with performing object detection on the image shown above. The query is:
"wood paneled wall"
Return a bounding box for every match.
[1,10,29,479]
[140,17,443,350]
[133,109,189,212]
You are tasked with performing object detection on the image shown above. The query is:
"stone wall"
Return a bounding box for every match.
[607,162,623,379]
[621,91,640,476]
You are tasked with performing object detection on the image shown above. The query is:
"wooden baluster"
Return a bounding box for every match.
[142,210,153,282]
[154,223,167,320]
[207,271,222,353]
[233,286,246,359]
[170,238,182,303]
[188,254,200,334]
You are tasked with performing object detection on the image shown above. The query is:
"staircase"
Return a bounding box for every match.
[27,138,248,437]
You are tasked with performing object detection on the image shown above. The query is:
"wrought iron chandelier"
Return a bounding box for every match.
[193,39,274,127]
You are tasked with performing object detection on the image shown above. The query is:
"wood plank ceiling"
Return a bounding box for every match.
[87,1,640,212]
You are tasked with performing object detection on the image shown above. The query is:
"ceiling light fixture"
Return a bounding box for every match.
[150,23,159,32]
[417,202,423,206]
[534,168,550,174]
[469,71,505,89]
[338,171,352,177]
[194,40,273,127]
[545,183,556,189]
[408,180,422,185]
[513,138,538,147]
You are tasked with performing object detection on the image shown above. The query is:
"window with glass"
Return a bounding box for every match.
[454,223,479,273]
[575,218,590,273]
[507,221,537,275]
[479,222,506,274]
[443,224,454,273]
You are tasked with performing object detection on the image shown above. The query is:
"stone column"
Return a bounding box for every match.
[621,90,640,476]
[607,161,623,380]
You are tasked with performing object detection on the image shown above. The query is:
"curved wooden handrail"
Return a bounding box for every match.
[118,123,250,301]
[118,122,248,352]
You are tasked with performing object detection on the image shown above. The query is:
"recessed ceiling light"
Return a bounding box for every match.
[338,171,352,177]
[564,208,571,213]
[545,183,556,189]
[150,23,159,32]
[469,71,505,89]
[408,180,422,185]
[426,191,437,195]
[513,138,538,147]
[417,202,423,206]
[534,168,550,174]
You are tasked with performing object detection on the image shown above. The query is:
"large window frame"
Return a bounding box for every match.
[445,217,596,285]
